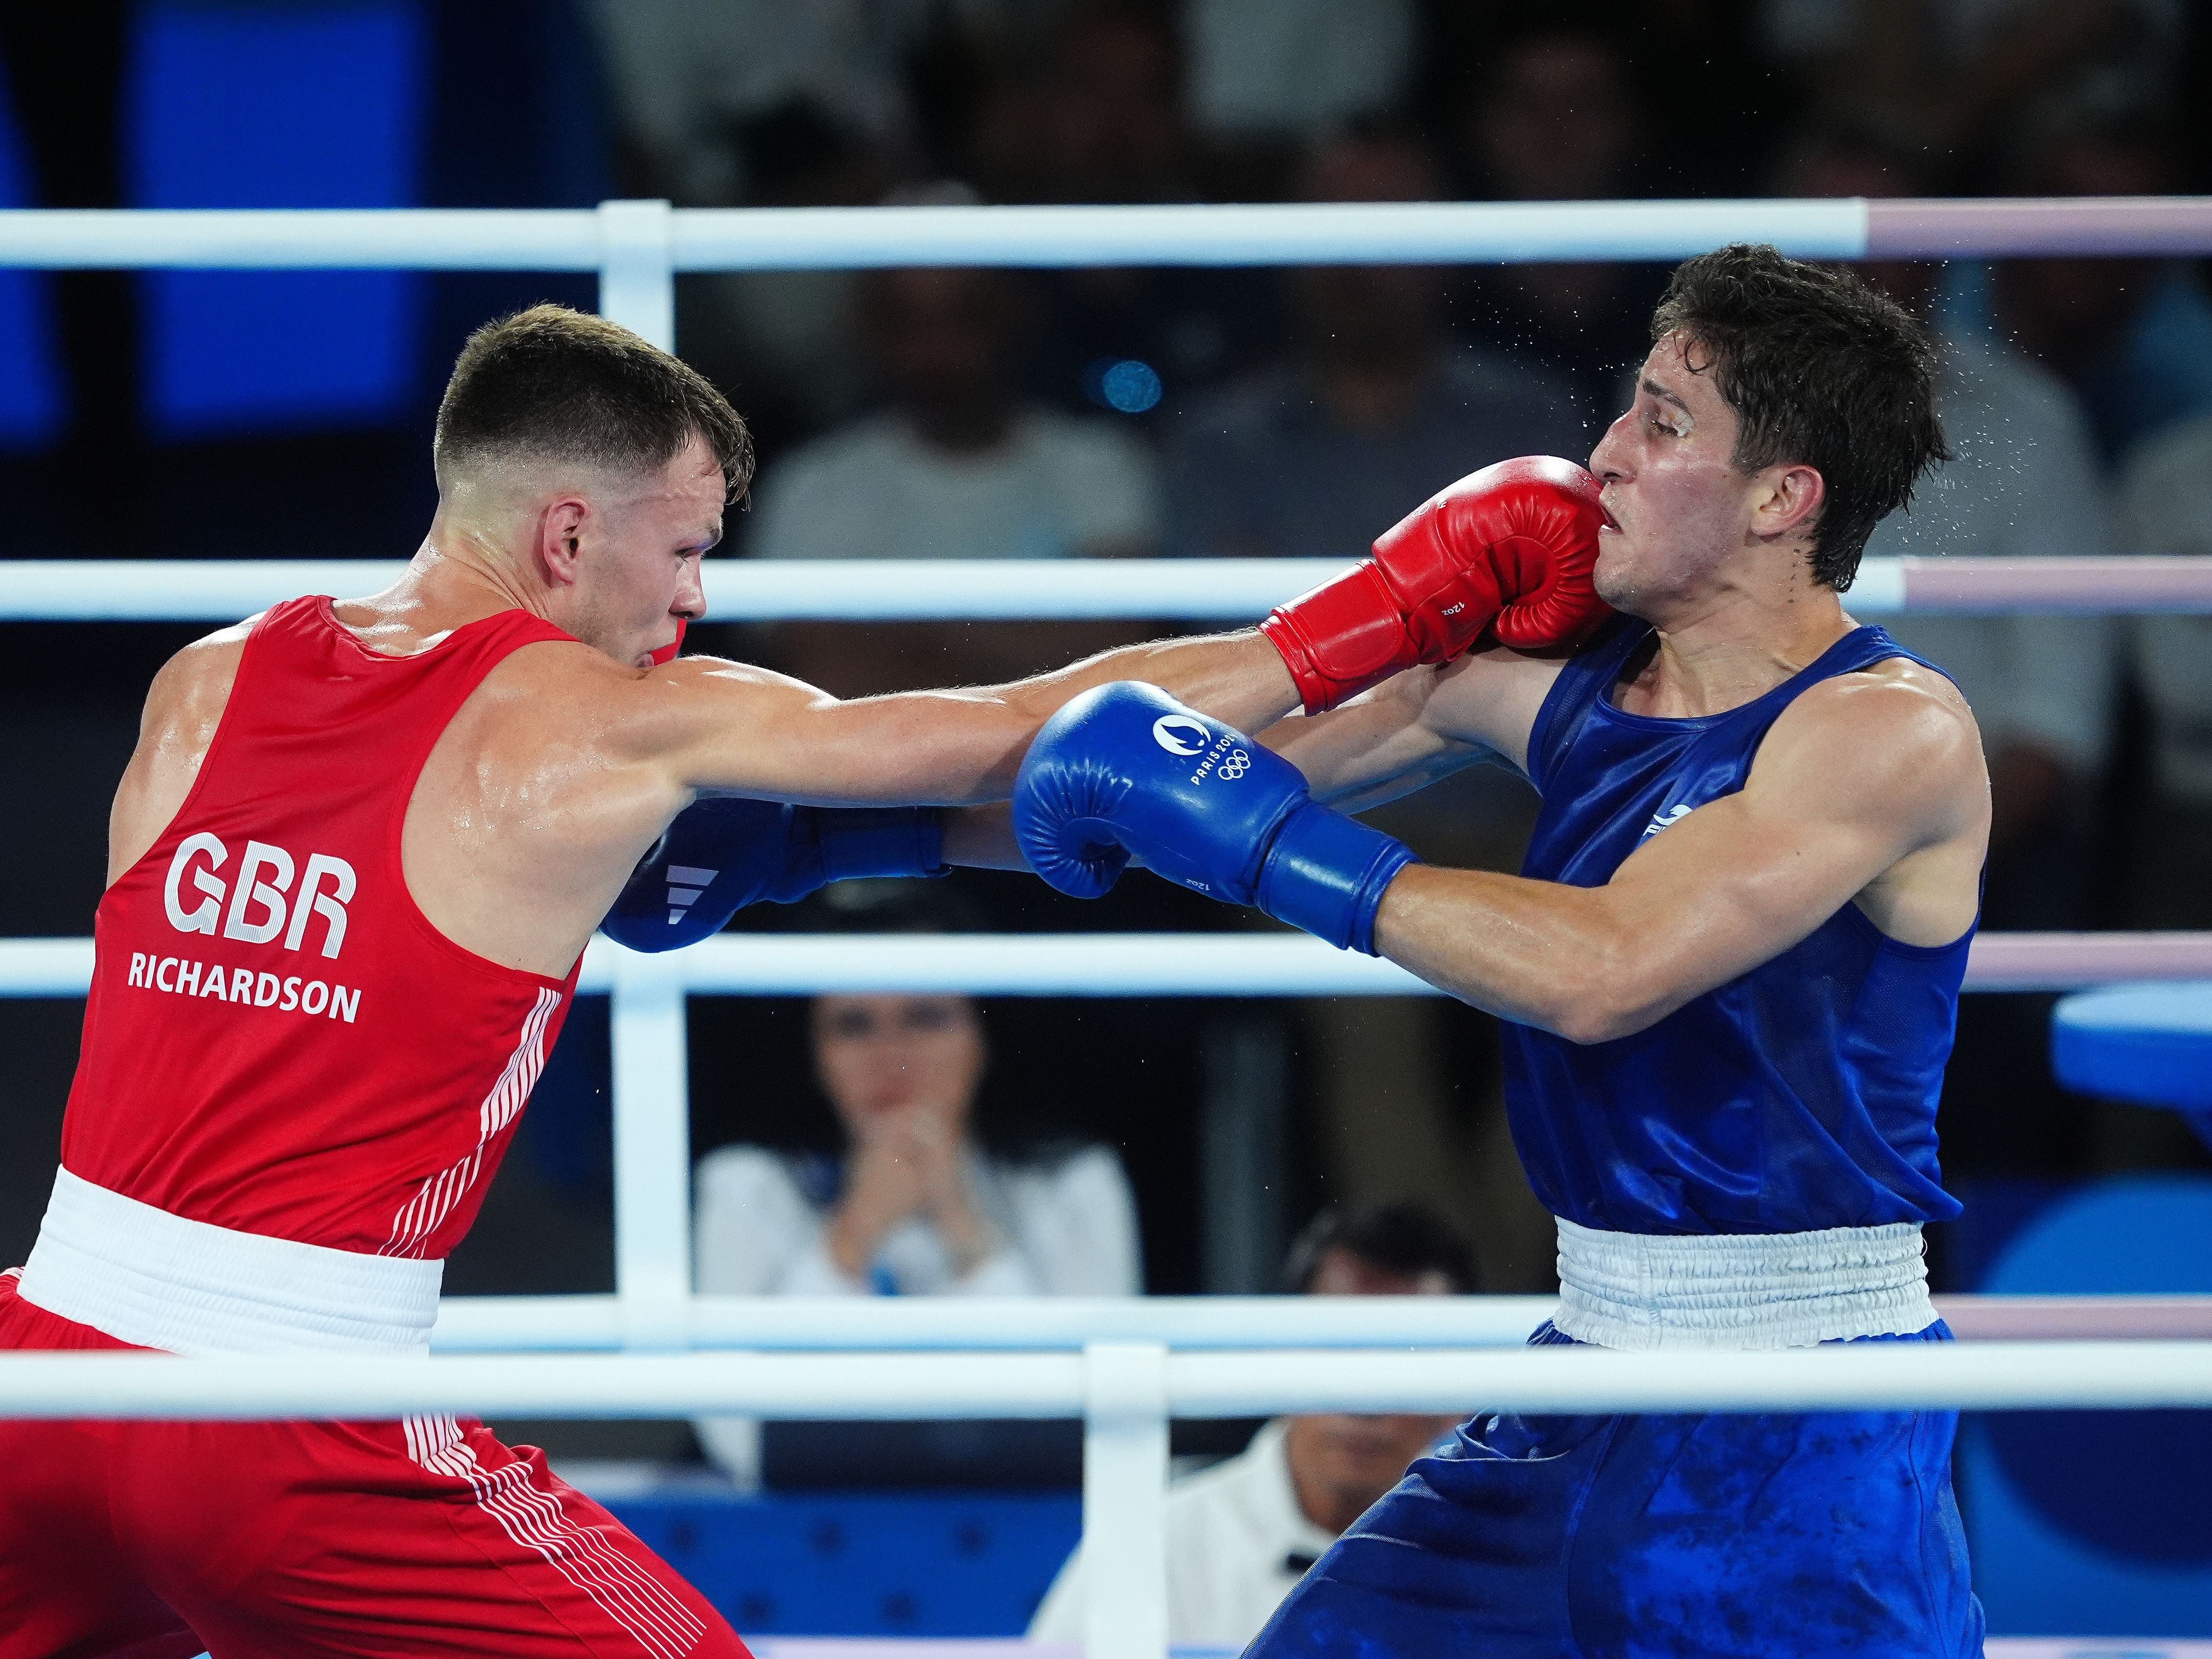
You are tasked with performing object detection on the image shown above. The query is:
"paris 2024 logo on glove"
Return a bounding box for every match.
[1151,714,1251,787]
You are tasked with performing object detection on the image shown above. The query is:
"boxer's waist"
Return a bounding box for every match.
[1552,1216,1936,1350]
[17,1165,441,1356]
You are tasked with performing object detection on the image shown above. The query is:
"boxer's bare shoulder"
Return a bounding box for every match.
[1757,653,1987,820]
[399,638,1006,977]
[108,617,259,883]
[1742,653,1989,947]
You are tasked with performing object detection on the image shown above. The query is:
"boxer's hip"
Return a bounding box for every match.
[1551,1216,1938,1350]
[15,1164,442,1356]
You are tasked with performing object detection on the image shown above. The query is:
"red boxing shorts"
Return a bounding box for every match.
[0,1272,748,1659]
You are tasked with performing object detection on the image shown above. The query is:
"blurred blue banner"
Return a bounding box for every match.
[130,0,426,437]
[0,71,65,448]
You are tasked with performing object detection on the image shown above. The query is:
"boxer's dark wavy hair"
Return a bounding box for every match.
[1650,245,1947,591]
[434,304,754,504]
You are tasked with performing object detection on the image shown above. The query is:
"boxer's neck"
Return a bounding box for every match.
[1616,553,1854,720]
[332,511,548,657]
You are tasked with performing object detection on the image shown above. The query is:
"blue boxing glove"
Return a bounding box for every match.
[1013,682,1417,954]
[601,797,947,952]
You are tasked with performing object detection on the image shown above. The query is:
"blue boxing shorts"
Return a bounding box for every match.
[1246,1323,1985,1659]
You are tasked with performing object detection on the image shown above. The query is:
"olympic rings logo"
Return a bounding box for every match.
[1218,750,1251,781]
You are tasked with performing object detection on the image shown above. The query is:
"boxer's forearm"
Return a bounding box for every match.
[992,629,1300,738]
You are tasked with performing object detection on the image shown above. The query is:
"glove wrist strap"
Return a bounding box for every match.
[808,807,949,888]
[1257,803,1417,955]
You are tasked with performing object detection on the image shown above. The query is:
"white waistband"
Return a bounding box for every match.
[17,1166,441,1356]
[1552,1217,1938,1350]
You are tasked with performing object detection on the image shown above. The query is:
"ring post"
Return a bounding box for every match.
[1083,1340,1171,1659]
[597,199,676,351]
[609,947,692,1350]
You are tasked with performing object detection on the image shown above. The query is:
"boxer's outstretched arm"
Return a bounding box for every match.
[632,629,1299,809]
[1372,670,1988,1043]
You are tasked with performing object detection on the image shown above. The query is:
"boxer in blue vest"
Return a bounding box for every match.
[1014,244,1988,1657]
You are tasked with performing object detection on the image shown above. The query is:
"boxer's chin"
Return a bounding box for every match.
[1592,548,1636,612]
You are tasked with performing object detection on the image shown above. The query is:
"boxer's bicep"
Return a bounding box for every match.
[1591,683,1983,1025]
[1417,644,1570,775]
[1590,796,1906,1028]
[1257,670,1466,807]
[1259,649,1543,811]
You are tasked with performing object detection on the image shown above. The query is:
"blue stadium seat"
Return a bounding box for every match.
[1956,1174,2212,1636]
[2052,982,2212,1153]
[127,0,426,437]
[602,1487,1081,1638]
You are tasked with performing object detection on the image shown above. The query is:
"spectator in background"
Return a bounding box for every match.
[589,0,936,446]
[1181,0,1416,178]
[972,0,1281,417]
[588,0,932,205]
[1996,113,2212,466]
[1449,29,1669,428]
[972,0,1193,207]
[750,257,1160,693]
[1164,129,1584,563]
[693,886,1141,1489]
[1785,125,2120,1176]
[1028,1205,1475,1653]
[1757,0,2185,166]
[2118,412,2212,933]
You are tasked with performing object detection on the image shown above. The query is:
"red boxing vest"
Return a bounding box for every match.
[63,597,583,1260]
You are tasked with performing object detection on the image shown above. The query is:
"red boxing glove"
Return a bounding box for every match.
[649,616,688,667]
[1260,456,1612,713]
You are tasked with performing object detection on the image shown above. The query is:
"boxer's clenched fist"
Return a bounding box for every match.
[1013,682,1416,954]
[1261,455,1611,713]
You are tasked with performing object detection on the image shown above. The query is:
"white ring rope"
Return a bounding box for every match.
[0,196,2208,271]
[420,1293,2212,1354]
[2,933,2204,1000]
[431,1294,1565,1352]
[3,1341,2208,1422]
[3,556,2211,622]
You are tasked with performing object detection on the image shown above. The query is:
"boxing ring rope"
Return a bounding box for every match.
[422,1291,2212,1353]
[6,196,2212,1657]
[0,194,2204,357]
[0,195,2206,268]
[7,1339,2212,1422]
[7,554,2212,621]
[4,930,2211,1002]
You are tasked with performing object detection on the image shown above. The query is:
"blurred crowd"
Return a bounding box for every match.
[3,0,2211,1328]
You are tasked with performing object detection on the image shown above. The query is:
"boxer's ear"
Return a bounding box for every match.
[536,495,591,588]
[1749,462,1824,545]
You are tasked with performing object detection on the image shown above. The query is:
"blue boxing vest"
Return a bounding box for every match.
[1504,615,1972,1237]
